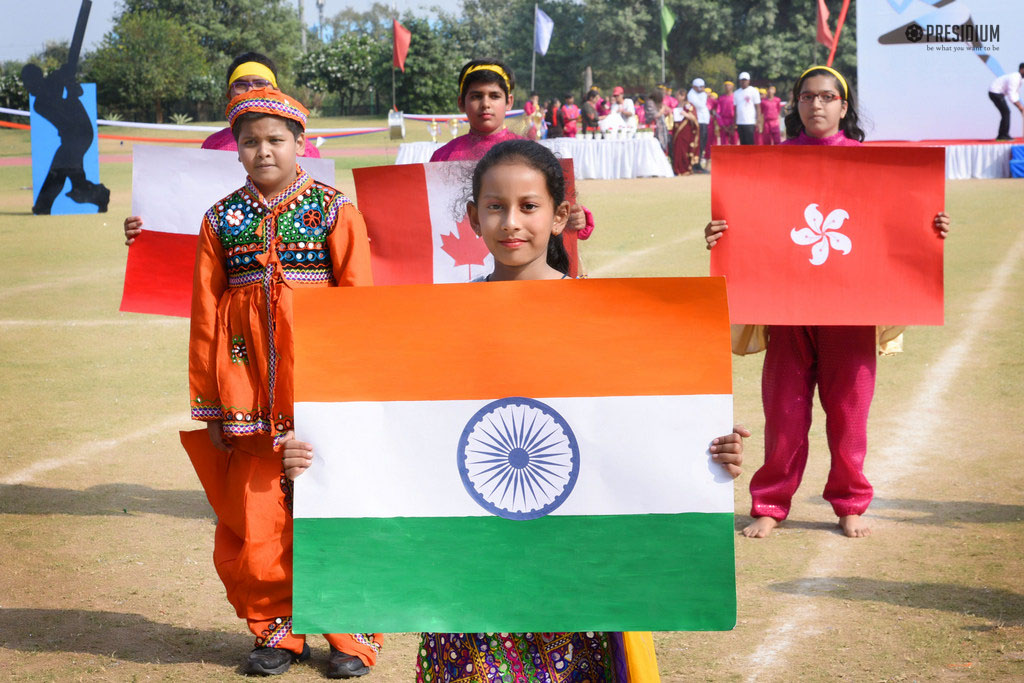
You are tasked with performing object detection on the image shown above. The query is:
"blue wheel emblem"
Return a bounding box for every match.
[457,397,580,520]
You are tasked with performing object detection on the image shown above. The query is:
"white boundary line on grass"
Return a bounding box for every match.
[1,414,187,486]
[744,229,1024,682]
[0,267,123,299]
[588,232,699,277]
[0,318,184,327]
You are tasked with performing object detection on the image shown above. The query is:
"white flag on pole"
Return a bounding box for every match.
[534,6,554,56]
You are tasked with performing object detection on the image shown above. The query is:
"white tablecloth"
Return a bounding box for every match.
[944,143,1010,179]
[393,137,674,180]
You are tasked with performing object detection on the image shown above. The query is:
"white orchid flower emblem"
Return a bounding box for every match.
[790,203,852,266]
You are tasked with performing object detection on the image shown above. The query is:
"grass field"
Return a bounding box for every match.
[1,119,1022,681]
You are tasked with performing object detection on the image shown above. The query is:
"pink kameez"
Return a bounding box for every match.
[760,97,783,145]
[429,127,524,162]
[748,129,878,522]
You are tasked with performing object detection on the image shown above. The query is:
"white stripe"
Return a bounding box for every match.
[744,230,1024,681]
[1,318,184,328]
[0,415,186,486]
[0,268,123,299]
[294,394,734,519]
[424,162,494,283]
[588,232,699,277]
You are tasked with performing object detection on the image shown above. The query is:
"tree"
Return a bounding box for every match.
[121,0,304,77]
[85,11,207,122]
[297,35,386,115]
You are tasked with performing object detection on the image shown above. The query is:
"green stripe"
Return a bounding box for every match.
[293,513,735,634]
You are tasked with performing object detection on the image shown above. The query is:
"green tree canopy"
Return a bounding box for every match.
[85,11,207,122]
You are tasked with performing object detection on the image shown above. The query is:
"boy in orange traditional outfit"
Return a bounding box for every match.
[181,87,381,677]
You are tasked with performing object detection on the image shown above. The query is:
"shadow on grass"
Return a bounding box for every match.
[768,577,1024,626]
[0,607,250,665]
[0,483,214,519]
[732,516,837,533]
[804,496,1024,526]
[869,497,1024,526]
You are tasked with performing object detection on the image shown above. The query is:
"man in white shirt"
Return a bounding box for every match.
[599,85,637,133]
[687,77,710,168]
[734,71,761,145]
[988,63,1024,140]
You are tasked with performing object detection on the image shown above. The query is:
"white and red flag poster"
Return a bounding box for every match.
[119,145,334,317]
[710,145,945,325]
[354,160,579,284]
[290,277,736,633]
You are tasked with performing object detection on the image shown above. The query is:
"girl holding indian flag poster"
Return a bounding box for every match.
[285,139,748,682]
[705,66,951,539]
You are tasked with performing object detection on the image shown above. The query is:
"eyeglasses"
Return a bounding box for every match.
[798,91,842,104]
[229,79,273,94]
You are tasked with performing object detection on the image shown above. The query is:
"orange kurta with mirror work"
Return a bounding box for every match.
[189,166,373,440]
[185,166,381,662]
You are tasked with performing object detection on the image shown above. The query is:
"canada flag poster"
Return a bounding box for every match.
[354,159,577,284]
[710,145,945,326]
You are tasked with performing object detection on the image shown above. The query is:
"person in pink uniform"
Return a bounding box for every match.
[123,52,319,245]
[704,66,951,539]
[662,84,679,111]
[760,84,783,145]
[705,89,719,160]
[716,80,737,145]
[430,59,594,240]
[562,93,580,137]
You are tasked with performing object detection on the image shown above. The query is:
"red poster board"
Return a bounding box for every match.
[710,146,945,325]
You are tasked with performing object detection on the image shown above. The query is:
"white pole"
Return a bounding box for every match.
[660,0,665,83]
[531,3,537,92]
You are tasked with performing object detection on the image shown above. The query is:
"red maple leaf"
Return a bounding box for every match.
[440,214,490,272]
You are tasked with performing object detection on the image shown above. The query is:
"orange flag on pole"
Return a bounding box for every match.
[816,0,834,49]
[393,19,411,72]
[710,145,945,326]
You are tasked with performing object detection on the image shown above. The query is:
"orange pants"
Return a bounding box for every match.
[182,429,382,664]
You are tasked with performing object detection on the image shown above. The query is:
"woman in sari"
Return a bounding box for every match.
[671,99,701,175]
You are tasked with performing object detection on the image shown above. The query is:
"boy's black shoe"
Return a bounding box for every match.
[243,643,311,676]
[326,648,370,679]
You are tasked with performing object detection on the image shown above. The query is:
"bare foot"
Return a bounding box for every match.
[741,516,778,538]
[838,515,871,538]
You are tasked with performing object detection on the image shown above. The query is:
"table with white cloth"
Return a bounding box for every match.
[393,137,675,179]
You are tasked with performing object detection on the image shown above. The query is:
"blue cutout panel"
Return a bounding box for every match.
[29,83,102,215]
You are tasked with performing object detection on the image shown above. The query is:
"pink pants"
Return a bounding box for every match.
[763,120,781,144]
[750,325,876,520]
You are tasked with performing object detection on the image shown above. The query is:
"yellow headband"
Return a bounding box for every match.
[229,62,278,89]
[799,65,848,99]
[459,64,510,95]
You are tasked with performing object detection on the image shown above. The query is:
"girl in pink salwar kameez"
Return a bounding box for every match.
[704,66,950,539]
[760,85,783,145]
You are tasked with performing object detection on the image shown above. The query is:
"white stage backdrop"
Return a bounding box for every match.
[858,0,1024,141]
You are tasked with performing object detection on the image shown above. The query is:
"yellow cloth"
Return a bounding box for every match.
[731,324,905,357]
[228,61,278,88]
[623,631,661,682]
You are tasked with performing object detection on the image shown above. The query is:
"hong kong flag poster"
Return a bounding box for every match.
[354,159,579,283]
[710,145,945,325]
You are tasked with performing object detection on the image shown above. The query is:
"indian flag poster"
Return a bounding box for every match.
[354,159,580,284]
[291,277,736,634]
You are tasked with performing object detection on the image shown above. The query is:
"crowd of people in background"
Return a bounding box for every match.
[520,71,788,176]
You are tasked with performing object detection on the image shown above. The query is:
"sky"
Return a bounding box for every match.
[1,0,462,63]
